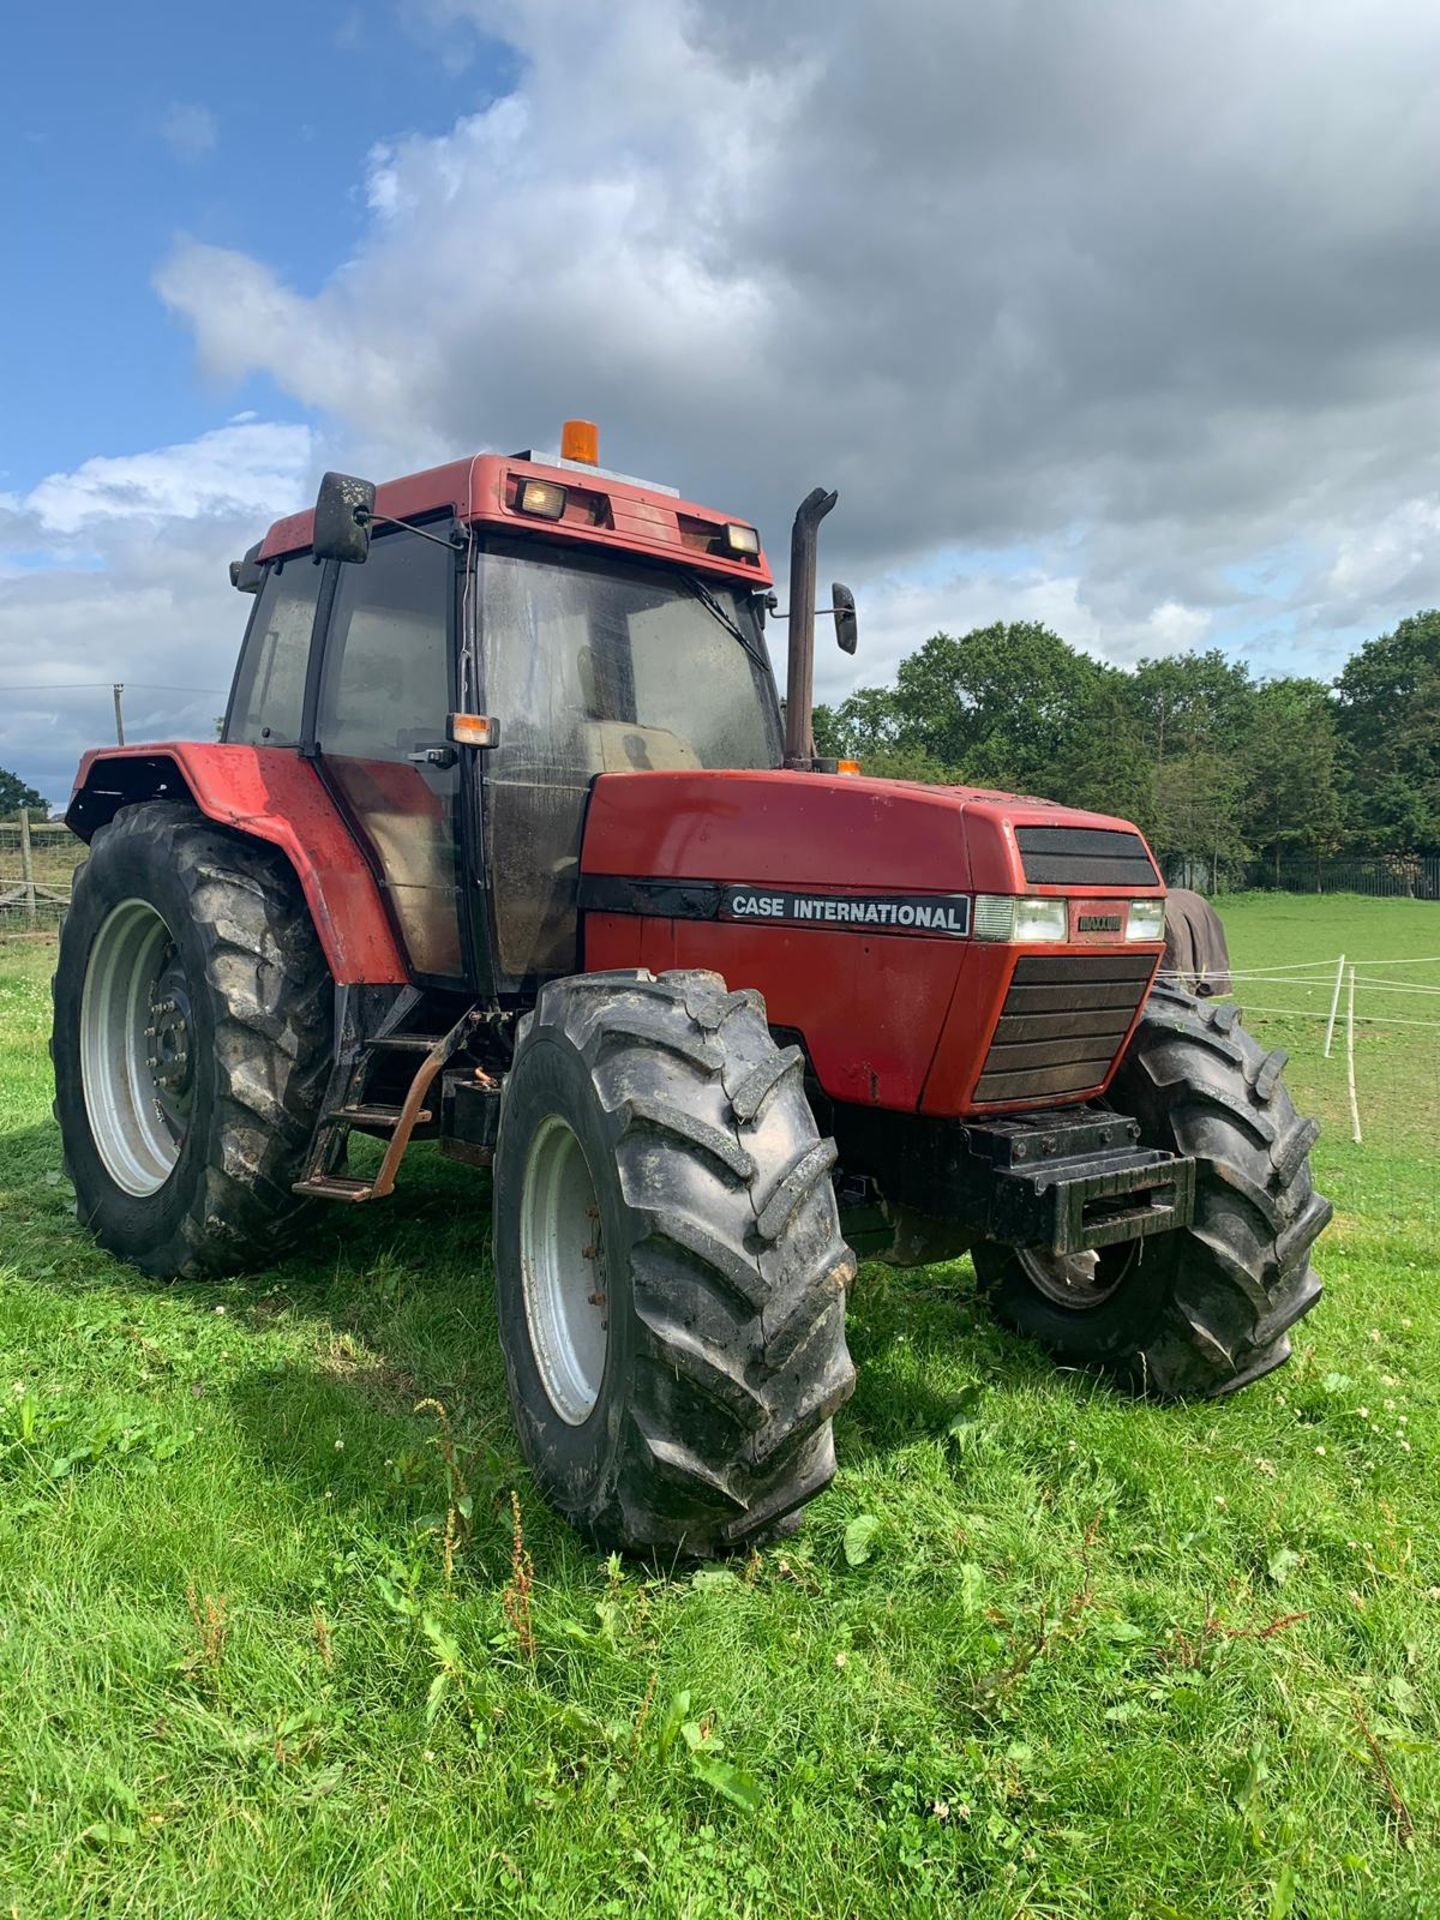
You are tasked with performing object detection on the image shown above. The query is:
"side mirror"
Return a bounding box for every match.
[229,541,264,594]
[832,582,858,655]
[313,471,376,564]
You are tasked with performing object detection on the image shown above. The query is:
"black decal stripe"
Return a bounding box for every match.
[579,875,973,937]
[579,875,723,920]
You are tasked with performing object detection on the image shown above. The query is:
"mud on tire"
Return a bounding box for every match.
[493,968,857,1555]
[974,983,1332,1398]
[52,802,333,1279]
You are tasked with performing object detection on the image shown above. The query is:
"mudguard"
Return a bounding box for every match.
[65,743,408,985]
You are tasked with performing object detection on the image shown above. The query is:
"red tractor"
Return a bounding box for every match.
[52,422,1330,1553]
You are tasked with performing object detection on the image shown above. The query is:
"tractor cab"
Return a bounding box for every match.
[223,426,788,991]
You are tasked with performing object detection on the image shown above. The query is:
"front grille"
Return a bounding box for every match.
[1015,825,1158,888]
[973,952,1155,1104]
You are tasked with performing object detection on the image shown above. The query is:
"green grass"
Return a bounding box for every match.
[1,897,1438,1918]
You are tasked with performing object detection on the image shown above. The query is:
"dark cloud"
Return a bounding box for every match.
[155,0,1440,679]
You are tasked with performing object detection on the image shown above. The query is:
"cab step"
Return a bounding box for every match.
[328,1102,434,1130]
[294,1005,481,1206]
[293,1174,374,1202]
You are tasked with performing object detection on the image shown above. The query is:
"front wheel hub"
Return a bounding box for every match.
[1015,1244,1137,1312]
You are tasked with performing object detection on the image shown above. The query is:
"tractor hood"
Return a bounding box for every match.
[579,768,1163,903]
[578,769,1166,1117]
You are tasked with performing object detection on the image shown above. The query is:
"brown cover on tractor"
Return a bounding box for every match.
[1162,888,1233,998]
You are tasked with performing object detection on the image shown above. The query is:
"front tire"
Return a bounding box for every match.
[52,802,333,1279]
[494,969,856,1555]
[974,984,1331,1397]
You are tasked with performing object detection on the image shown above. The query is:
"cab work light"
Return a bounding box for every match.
[972,894,1068,943]
[1125,898,1166,941]
[518,478,568,520]
[723,522,761,556]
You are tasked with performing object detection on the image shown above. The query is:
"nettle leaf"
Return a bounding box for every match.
[945,1383,985,1443]
[958,1561,987,1617]
[555,1702,609,1745]
[1388,1674,1420,1718]
[421,1616,463,1669]
[425,1671,451,1724]
[690,1756,764,1814]
[81,1819,136,1848]
[844,1514,880,1567]
[691,1566,740,1594]
[1106,1620,1146,1643]
[1320,1372,1352,1395]
[1267,1547,1302,1587]
[681,1719,723,1755]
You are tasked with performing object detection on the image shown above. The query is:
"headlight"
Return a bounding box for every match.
[1126,898,1166,942]
[973,894,1069,943]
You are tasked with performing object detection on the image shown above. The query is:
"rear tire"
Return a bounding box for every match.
[52,802,333,1279]
[974,984,1331,1397]
[494,968,856,1555]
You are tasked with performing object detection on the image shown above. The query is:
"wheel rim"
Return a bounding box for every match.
[1016,1243,1139,1312]
[519,1114,609,1426]
[80,899,195,1197]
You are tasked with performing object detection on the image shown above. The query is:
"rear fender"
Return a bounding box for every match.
[65,743,408,984]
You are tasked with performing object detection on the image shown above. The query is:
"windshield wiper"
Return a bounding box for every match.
[682,573,772,676]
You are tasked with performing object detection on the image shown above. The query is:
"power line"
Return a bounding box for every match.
[0,681,226,695]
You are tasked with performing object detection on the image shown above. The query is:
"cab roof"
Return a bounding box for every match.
[259,450,772,588]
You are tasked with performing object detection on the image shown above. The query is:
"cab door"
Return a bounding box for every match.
[315,526,465,982]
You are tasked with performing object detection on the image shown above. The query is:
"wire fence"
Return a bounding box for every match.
[1162,950,1440,1231]
[0,815,83,933]
[1166,853,1440,899]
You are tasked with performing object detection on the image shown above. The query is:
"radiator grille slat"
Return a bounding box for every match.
[1002,982,1148,1016]
[1015,825,1158,889]
[993,1007,1138,1044]
[983,1033,1135,1072]
[974,953,1153,1103]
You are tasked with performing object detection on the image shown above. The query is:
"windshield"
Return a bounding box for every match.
[478,538,781,980]
[479,538,781,774]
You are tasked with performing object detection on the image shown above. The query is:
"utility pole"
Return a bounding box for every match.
[112,683,125,746]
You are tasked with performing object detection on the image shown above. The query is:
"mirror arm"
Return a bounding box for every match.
[357,509,468,553]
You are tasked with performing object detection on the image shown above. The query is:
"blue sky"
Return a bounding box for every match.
[3,4,508,492]
[3,0,1439,806]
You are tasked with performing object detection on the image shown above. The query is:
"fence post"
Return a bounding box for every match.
[19,808,36,929]
[1345,965,1362,1146]
[1323,953,1345,1059]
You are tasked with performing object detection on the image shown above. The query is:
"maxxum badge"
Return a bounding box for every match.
[1077,912,1124,933]
[721,887,972,937]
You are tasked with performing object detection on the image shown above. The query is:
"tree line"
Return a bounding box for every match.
[814,608,1440,881]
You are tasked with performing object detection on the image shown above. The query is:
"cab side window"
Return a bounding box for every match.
[226,560,323,746]
[317,529,463,980]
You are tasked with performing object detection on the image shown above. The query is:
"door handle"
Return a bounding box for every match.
[407,745,457,769]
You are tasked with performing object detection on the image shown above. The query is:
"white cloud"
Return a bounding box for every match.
[0,426,314,805]
[24,424,312,535]
[158,102,218,164]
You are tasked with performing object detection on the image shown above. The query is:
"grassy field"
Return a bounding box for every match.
[1,896,1437,1918]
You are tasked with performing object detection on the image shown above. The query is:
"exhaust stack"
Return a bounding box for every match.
[783,486,838,769]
